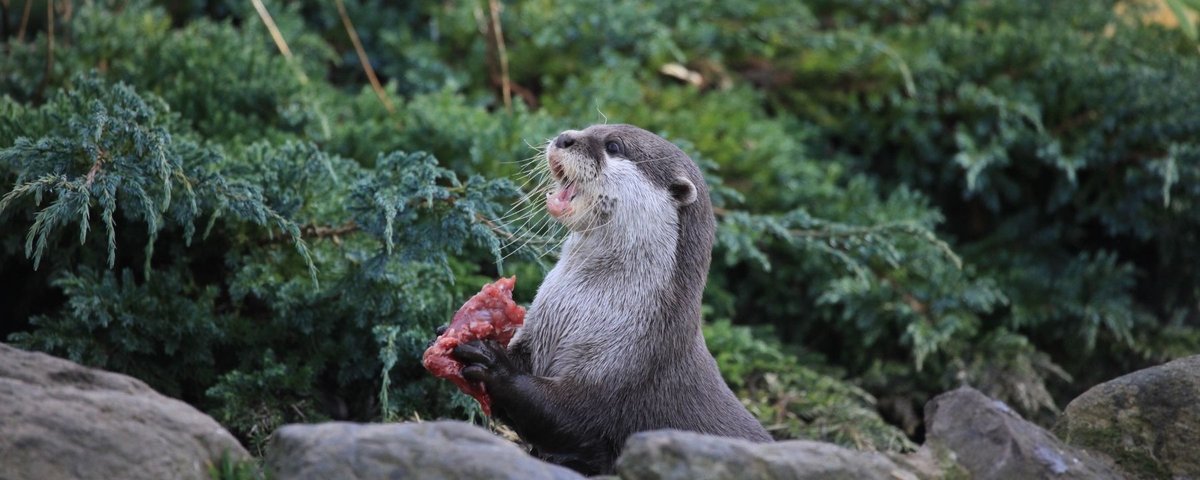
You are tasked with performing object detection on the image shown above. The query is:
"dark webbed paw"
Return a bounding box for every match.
[453,340,516,384]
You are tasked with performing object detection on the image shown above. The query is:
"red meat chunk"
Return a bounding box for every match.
[422,277,525,415]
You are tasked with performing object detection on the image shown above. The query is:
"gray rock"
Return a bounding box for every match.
[1054,354,1200,479]
[614,429,916,480]
[888,446,969,479]
[0,342,249,480]
[265,421,584,480]
[923,386,1121,480]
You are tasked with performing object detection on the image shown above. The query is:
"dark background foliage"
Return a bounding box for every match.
[2,0,1196,453]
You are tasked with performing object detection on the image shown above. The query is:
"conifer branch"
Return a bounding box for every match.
[261,221,359,246]
[713,207,963,270]
[303,221,359,240]
[274,209,514,247]
[84,140,108,187]
[475,214,517,242]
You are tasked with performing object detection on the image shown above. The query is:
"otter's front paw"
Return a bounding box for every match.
[453,340,516,384]
[425,324,450,350]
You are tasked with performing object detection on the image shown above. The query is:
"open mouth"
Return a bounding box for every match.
[546,154,576,218]
[546,180,576,218]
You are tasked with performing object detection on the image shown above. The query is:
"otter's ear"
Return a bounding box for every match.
[669,176,697,206]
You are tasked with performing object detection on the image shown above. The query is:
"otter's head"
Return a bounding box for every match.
[545,124,710,236]
[544,123,715,321]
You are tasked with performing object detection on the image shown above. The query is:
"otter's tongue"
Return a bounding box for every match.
[546,182,575,218]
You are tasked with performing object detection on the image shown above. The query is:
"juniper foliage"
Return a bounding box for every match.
[2,0,1197,452]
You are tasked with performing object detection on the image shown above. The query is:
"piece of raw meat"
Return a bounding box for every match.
[422,276,525,415]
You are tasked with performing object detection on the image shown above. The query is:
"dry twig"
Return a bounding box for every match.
[335,0,395,113]
[487,0,511,111]
[16,0,31,42]
[250,0,310,84]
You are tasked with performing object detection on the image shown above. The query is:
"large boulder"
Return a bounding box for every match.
[1054,354,1200,479]
[0,343,249,480]
[614,430,916,480]
[265,421,584,480]
[923,387,1121,480]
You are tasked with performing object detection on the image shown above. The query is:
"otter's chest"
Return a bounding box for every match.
[516,253,670,379]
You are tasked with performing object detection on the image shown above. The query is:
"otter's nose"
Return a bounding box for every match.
[554,133,576,149]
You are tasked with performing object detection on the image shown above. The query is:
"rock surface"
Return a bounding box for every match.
[266,421,584,480]
[1054,354,1200,479]
[614,429,915,480]
[11,338,1194,480]
[923,387,1121,480]
[0,342,249,480]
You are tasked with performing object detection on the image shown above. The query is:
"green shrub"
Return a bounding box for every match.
[705,320,914,451]
[2,0,1196,453]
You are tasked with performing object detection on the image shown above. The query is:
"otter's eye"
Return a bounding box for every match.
[605,141,622,156]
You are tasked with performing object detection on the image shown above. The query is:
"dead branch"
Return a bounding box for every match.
[335,0,395,113]
[487,0,511,111]
[250,0,309,85]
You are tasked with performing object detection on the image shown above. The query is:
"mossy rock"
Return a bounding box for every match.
[1054,355,1200,479]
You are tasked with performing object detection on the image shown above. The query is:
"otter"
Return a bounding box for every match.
[452,124,772,475]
